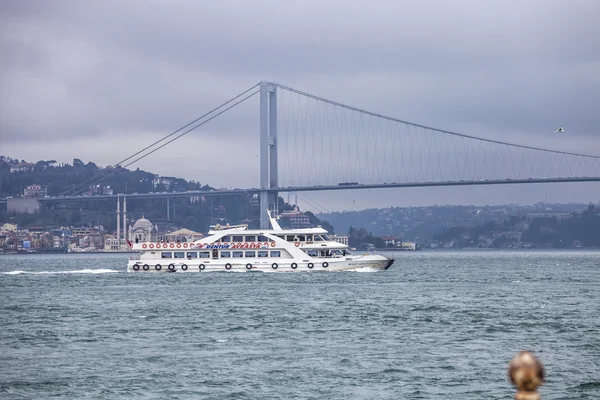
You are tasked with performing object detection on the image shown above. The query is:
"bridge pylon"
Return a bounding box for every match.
[260,82,278,229]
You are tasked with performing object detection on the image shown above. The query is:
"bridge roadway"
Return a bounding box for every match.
[1,176,599,205]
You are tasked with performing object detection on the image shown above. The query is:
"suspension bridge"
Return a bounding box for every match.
[3,82,600,228]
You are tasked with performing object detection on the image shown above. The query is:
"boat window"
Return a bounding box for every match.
[221,235,231,243]
[245,250,256,258]
[244,235,256,242]
[199,251,210,259]
[286,235,295,242]
[343,250,351,256]
[314,235,325,241]
[161,252,172,258]
[331,250,343,257]
[232,251,243,258]
[270,250,281,257]
[221,251,231,258]
[306,235,313,241]
[258,250,268,257]
[258,235,269,242]
[306,249,318,257]
[187,252,198,259]
[174,252,185,259]
[322,235,331,240]
[298,235,306,242]
[232,235,244,242]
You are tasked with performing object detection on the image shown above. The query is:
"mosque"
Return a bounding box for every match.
[128,216,158,243]
[104,196,203,251]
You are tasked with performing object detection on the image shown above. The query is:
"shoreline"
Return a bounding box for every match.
[2,248,599,256]
[0,251,137,255]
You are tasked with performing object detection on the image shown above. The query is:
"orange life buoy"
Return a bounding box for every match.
[177,243,181,248]
[149,244,154,249]
[142,244,147,249]
[294,242,300,247]
[163,244,167,248]
[183,243,188,248]
[170,243,174,248]
[270,242,276,247]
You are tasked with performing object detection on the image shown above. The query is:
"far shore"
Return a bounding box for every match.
[2,248,599,256]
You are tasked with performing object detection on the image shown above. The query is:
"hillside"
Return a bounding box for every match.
[319,202,600,248]
[0,155,295,233]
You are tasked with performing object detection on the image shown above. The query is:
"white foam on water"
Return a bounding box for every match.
[215,339,229,343]
[1,269,119,275]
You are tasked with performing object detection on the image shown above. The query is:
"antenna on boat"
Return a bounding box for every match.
[267,209,282,231]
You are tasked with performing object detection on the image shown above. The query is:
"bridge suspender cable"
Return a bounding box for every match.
[298,194,330,214]
[273,83,600,160]
[62,83,261,196]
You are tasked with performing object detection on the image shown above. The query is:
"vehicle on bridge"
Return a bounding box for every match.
[127,211,394,273]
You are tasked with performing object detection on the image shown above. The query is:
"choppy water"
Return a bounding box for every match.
[1,251,599,399]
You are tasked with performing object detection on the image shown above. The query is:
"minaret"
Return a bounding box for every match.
[123,196,127,241]
[116,195,120,246]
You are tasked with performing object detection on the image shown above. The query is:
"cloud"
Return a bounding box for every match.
[1,0,599,209]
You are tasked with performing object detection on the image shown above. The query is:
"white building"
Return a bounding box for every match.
[128,217,158,243]
[24,184,47,198]
[165,228,204,243]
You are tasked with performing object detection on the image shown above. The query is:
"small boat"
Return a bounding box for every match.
[127,211,394,273]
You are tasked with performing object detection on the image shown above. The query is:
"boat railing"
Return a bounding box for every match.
[209,223,248,231]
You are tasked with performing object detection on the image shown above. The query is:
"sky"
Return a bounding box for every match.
[1,0,599,212]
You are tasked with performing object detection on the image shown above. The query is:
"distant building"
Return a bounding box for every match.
[24,184,47,198]
[527,212,572,221]
[398,241,417,250]
[128,216,158,242]
[10,162,34,173]
[104,236,122,251]
[72,227,103,237]
[381,236,399,247]
[165,228,204,243]
[152,176,173,191]
[279,210,311,229]
[88,185,114,196]
[53,235,66,248]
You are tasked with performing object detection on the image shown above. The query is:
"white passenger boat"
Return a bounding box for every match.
[127,211,394,273]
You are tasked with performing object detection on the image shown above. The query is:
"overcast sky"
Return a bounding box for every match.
[1,0,599,211]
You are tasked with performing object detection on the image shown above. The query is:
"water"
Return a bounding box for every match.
[1,251,599,399]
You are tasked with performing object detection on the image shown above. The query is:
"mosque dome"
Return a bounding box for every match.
[132,216,153,230]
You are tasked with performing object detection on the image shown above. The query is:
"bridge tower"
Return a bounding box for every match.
[260,82,278,229]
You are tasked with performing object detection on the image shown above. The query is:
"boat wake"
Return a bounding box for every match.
[2,269,120,275]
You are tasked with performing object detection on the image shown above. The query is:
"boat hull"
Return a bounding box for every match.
[127,255,394,273]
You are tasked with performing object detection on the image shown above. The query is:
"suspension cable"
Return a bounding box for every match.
[63,83,261,196]
[65,86,260,196]
[62,82,261,196]
[273,82,600,159]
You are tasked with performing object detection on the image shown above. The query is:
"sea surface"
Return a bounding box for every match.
[1,250,599,399]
